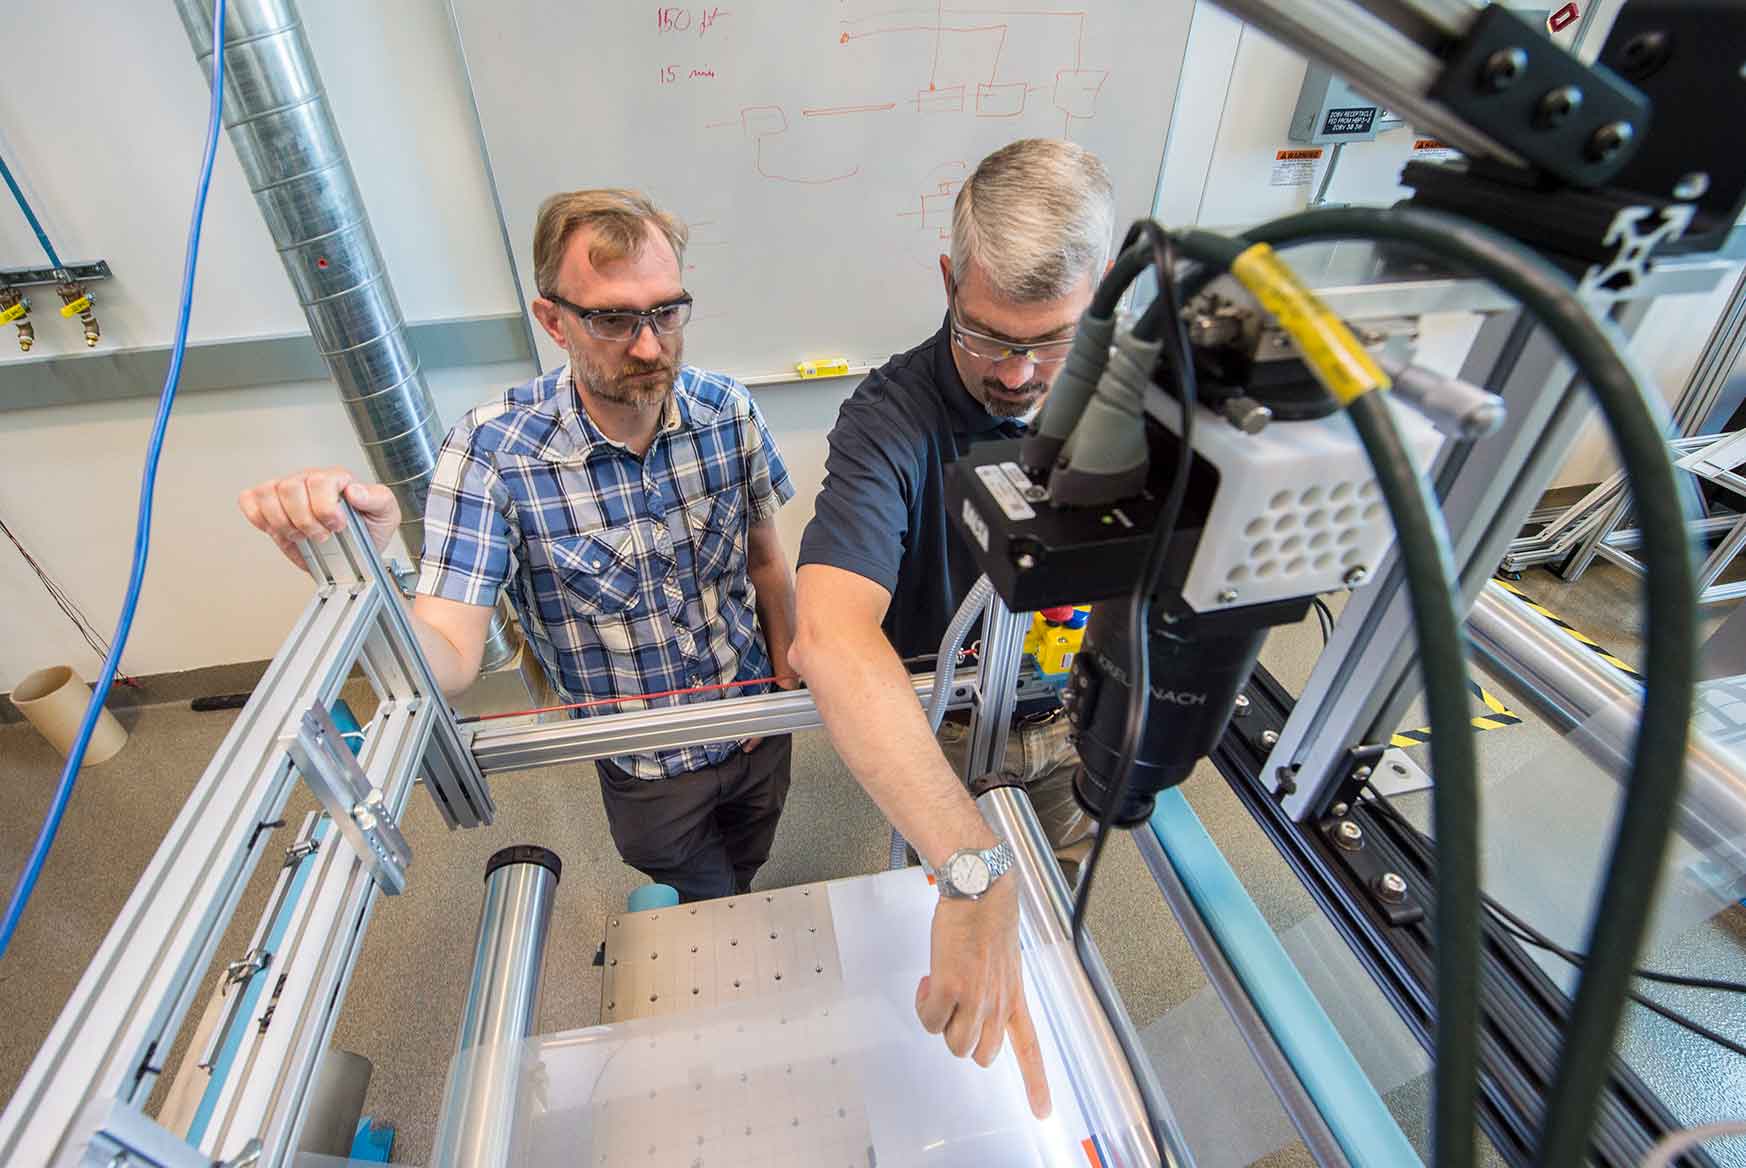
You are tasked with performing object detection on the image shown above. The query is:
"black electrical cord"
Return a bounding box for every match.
[1169,221,1483,1168]
[1063,220,1198,1166]
[0,513,136,687]
[1071,219,1198,950]
[1359,785,1746,1060]
[1187,206,1695,1168]
[1312,597,1335,646]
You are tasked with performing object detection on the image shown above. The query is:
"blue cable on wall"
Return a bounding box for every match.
[0,149,66,273]
[0,0,229,960]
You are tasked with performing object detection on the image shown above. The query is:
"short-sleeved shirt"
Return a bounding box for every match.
[417,363,794,779]
[798,318,1025,658]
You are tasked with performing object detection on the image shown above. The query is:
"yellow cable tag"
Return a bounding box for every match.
[59,295,93,318]
[1230,243,1389,406]
[0,302,26,325]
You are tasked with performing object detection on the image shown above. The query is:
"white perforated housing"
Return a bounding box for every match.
[1144,391,1446,612]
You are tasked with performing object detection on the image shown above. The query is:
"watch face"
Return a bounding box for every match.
[948,852,991,896]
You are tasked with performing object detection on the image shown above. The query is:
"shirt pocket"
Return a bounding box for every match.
[547,526,644,618]
[684,485,746,583]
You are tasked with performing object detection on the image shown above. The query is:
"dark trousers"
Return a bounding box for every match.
[595,736,793,903]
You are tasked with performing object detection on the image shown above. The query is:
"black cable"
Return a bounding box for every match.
[1169,222,1482,1168]
[1063,220,1198,1166]
[1209,207,1695,1168]
[1312,597,1335,646]
[1361,785,1746,997]
[0,513,136,687]
[1347,390,1483,1168]
[1359,785,1746,1062]
[1071,219,1198,950]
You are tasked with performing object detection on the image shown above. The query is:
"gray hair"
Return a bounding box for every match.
[950,139,1115,302]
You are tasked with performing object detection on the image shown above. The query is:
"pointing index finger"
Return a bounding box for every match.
[1009,992,1052,1119]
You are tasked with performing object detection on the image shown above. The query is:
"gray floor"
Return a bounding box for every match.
[2,561,1743,1166]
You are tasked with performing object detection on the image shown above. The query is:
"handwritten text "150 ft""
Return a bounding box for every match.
[656,7,729,35]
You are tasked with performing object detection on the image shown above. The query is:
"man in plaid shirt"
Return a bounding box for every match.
[240,190,797,903]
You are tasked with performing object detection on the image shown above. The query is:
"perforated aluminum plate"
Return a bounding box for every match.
[601,883,844,1022]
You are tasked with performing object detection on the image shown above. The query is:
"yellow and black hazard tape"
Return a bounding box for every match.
[1492,577,1644,683]
[1389,678,1523,749]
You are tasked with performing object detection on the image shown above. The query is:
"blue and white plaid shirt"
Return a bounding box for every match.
[416,363,794,779]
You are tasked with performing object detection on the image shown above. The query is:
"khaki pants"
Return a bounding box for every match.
[937,713,1096,870]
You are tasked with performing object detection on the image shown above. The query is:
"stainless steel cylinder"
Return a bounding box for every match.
[176,0,519,668]
[1469,581,1746,873]
[975,785,1186,1168]
[430,846,562,1168]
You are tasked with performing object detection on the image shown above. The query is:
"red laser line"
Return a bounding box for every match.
[459,652,968,724]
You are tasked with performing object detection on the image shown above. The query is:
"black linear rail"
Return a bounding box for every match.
[1211,665,1715,1168]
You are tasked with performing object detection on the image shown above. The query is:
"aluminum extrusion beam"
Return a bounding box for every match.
[468,667,986,774]
[1468,581,1746,873]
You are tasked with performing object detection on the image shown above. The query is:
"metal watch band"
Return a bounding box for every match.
[938,840,1016,899]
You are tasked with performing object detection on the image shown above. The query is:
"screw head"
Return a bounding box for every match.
[1233,693,1252,717]
[1479,46,1528,92]
[1353,765,1372,780]
[1261,729,1280,748]
[1016,552,1037,570]
[1331,801,1349,817]
[1335,819,1365,849]
[1377,872,1409,903]
[1218,587,1240,603]
[1533,84,1584,129]
[1344,565,1370,587]
[1022,484,1048,502]
[1587,120,1636,164]
[1673,171,1711,201]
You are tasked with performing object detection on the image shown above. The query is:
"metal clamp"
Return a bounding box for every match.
[222,947,273,994]
[285,703,412,894]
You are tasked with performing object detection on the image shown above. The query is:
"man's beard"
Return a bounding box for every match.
[573,339,681,409]
[976,377,1047,419]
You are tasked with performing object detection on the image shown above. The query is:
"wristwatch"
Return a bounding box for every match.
[936,841,1016,900]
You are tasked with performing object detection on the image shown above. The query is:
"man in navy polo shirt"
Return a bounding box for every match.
[789,139,1116,1118]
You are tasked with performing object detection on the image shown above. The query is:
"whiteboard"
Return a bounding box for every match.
[448,0,1193,381]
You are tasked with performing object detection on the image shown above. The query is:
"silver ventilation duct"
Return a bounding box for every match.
[176,0,518,668]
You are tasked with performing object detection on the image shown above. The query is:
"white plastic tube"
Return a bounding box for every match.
[11,666,128,767]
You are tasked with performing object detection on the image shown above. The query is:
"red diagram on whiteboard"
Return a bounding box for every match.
[695,6,1108,192]
[834,5,1109,136]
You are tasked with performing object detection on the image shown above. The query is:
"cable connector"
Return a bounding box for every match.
[0,287,31,351]
[56,281,99,346]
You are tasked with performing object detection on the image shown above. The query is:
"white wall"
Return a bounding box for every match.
[0,0,855,693]
[0,0,1737,690]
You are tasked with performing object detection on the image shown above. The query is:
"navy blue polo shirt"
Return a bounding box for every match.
[798,317,1026,658]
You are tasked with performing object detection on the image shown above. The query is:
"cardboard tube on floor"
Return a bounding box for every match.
[11,665,128,766]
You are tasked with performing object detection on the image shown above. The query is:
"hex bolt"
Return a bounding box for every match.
[1331,801,1349,817]
[1261,729,1280,748]
[1344,566,1370,588]
[1533,85,1583,130]
[1335,820,1365,850]
[1377,872,1409,903]
[1587,121,1636,164]
[1674,172,1711,201]
[1233,693,1252,718]
[1479,46,1528,92]
[1219,587,1240,603]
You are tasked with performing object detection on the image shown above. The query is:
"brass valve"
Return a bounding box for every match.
[56,281,100,347]
[0,287,31,352]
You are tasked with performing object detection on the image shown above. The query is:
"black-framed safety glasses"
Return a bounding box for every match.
[544,291,694,342]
